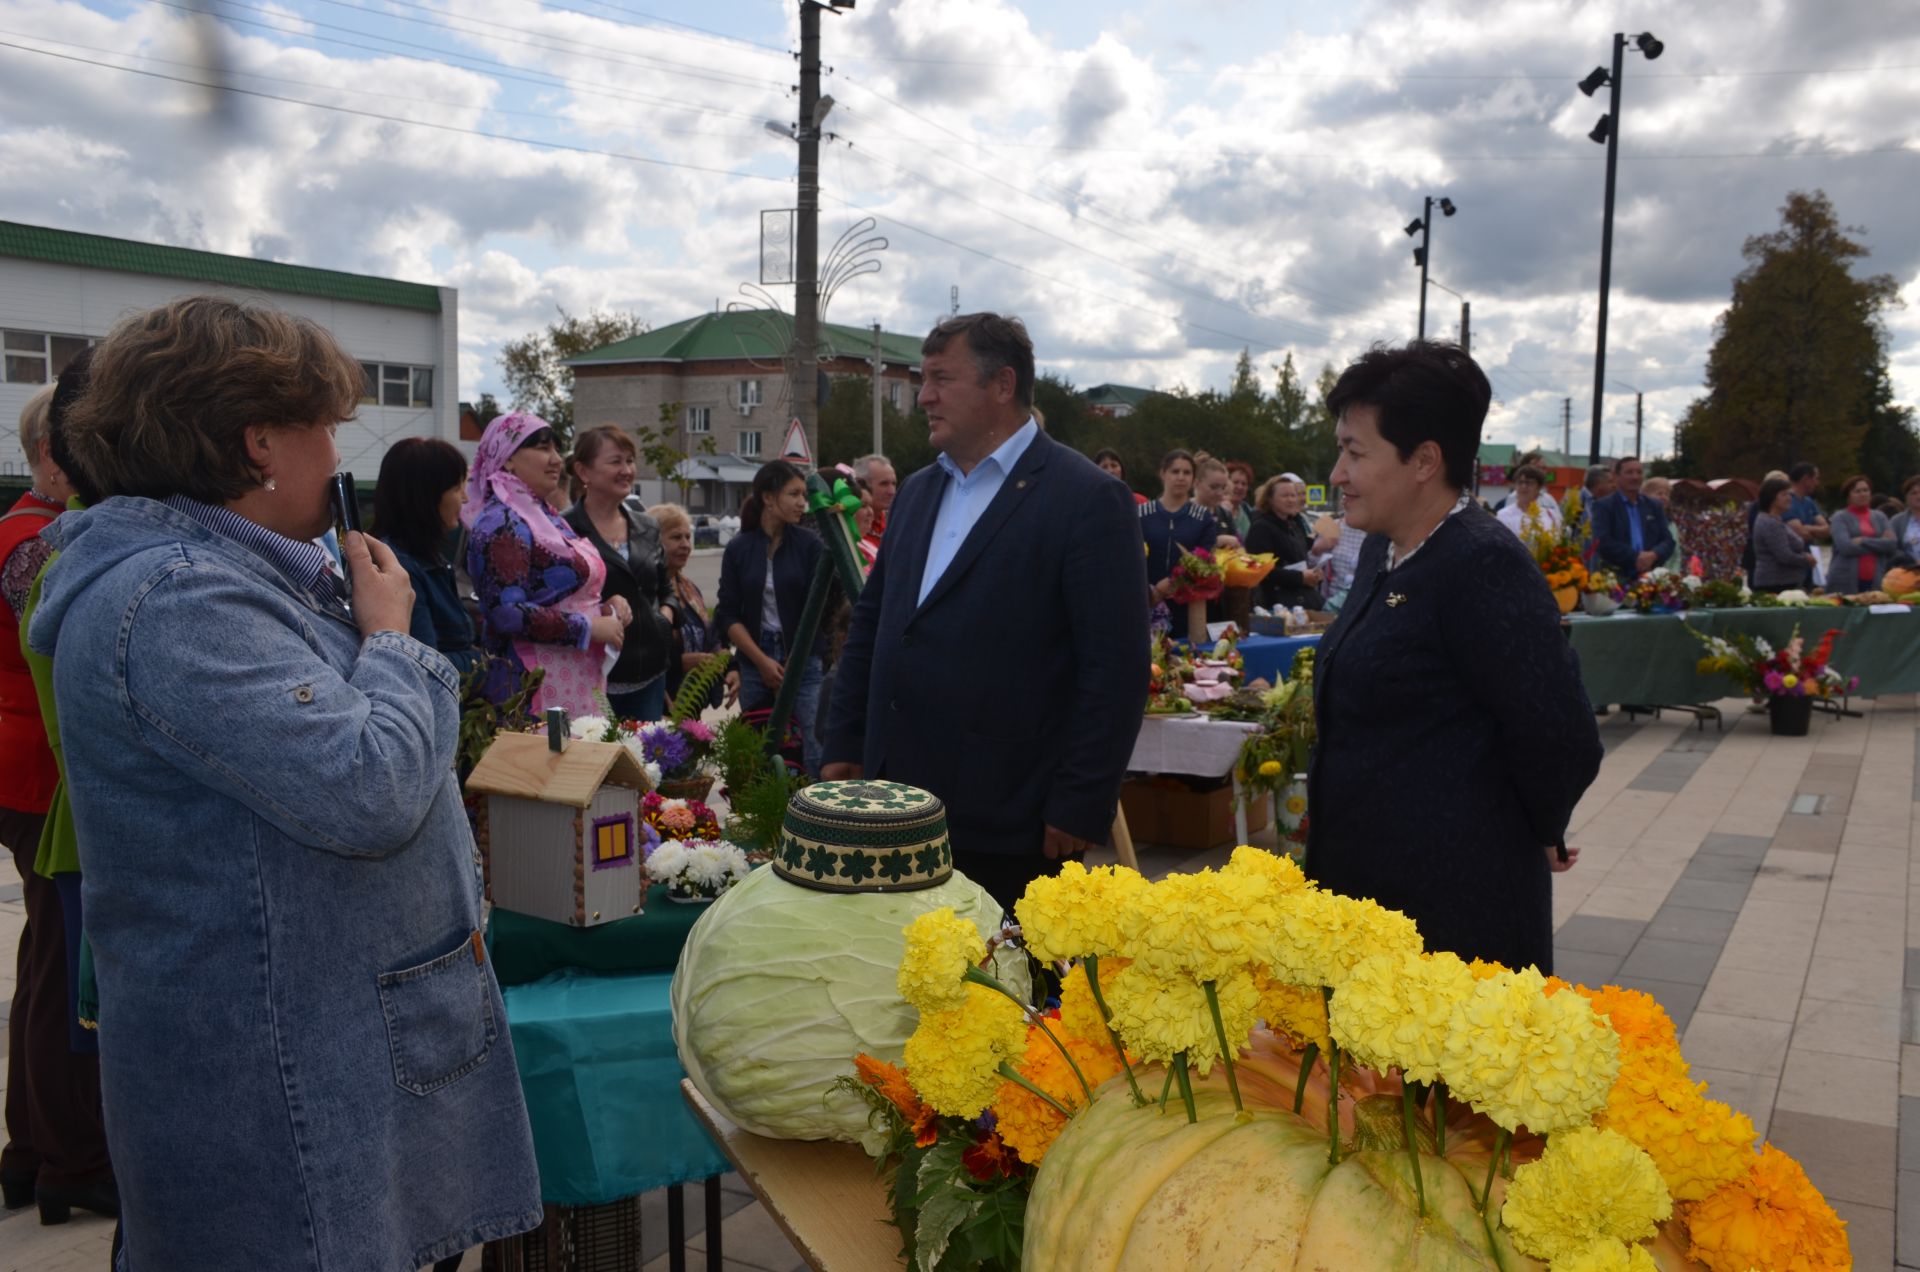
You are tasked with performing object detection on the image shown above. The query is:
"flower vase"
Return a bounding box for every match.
[1186,599,1209,645]
[1553,585,1578,615]
[1767,694,1813,737]
[667,882,717,904]
[1271,779,1308,848]
[1580,591,1619,617]
[656,773,715,802]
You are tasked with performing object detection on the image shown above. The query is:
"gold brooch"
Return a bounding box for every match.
[1386,592,1406,608]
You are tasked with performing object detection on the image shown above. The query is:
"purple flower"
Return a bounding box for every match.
[640,723,694,775]
[1763,670,1784,693]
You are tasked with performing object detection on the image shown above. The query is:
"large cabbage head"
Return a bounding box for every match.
[672,864,1026,1150]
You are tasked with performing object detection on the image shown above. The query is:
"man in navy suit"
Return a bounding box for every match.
[822,314,1149,910]
[1590,455,1676,579]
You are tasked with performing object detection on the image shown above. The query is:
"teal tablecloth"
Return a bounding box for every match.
[488,884,707,988]
[502,968,728,1205]
[1568,607,1920,706]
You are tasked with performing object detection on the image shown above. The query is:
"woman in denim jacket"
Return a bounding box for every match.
[28,297,540,1271]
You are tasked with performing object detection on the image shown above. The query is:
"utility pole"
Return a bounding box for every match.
[1563,398,1572,456]
[789,2,851,459]
[1459,300,1471,353]
[1587,33,1625,467]
[870,321,883,455]
[1416,197,1432,341]
[1634,391,1643,456]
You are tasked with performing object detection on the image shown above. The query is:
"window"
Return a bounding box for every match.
[687,406,711,434]
[740,430,762,457]
[2,330,90,385]
[591,813,634,870]
[357,361,434,408]
[738,379,761,408]
[887,380,904,409]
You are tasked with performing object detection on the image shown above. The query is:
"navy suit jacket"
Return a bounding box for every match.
[1590,491,1676,577]
[823,429,1149,856]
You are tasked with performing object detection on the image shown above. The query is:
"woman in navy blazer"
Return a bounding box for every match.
[715,460,826,773]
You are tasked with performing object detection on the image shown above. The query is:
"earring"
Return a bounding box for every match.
[264,477,278,492]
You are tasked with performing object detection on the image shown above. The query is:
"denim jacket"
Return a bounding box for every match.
[29,498,540,1271]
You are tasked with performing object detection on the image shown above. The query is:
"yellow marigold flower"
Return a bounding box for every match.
[1547,1238,1657,1272]
[1258,759,1283,776]
[1442,966,1619,1133]
[1501,1125,1672,1262]
[1254,973,1330,1052]
[1103,962,1259,1076]
[991,1022,1122,1166]
[896,907,986,1015]
[1264,889,1422,990]
[1222,844,1308,892]
[1125,868,1281,983]
[1327,949,1474,1084]
[1576,984,1684,1058]
[1466,957,1507,980]
[1057,957,1128,1046]
[1682,1144,1850,1272]
[902,982,1027,1118]
[1598,1057,1756,1202]
[1015,861,1150,962]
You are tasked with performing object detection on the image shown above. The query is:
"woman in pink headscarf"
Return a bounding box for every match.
[462,413,628,714]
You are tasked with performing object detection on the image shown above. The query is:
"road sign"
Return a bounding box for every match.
[780,418,813,465]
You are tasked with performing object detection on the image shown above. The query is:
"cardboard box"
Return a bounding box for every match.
[1119,776,1271,852]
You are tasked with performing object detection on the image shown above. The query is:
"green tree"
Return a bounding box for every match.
[474,392,504,427]
[1675,191,1904,490]
[1857,370,1920,494]
[816,376,936,477]
[636,401,718,502]
[1031,372,1092,450]
[498,307,647,443]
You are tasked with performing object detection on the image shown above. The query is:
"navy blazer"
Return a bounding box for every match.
[1590,491,1676,578]
[824,430,1149,855]
[713,524,826,661]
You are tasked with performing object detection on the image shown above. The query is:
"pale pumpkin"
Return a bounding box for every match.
[1024,1028,1703,1271]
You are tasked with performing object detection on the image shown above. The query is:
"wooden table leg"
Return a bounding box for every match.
[1110,806,1139,871]
[668,1184,686,1272]
[706,1176,723,1272]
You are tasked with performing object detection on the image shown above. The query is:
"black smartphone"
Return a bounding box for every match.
[328,473,361,598]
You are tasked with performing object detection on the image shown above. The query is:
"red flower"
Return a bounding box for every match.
[962,1131,1019,1181]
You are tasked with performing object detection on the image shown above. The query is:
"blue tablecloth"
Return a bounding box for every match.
[1234,632,1321,684]
[502,968,728,1205]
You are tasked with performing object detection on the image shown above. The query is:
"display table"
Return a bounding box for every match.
[1176,631,1320,684]
[489,883,707,987]
[503,968,730,1206]
[682,1080,901,1272]
[1129,714,1263,844]
[1568,606,1920,707]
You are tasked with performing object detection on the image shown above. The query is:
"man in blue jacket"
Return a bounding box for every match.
[1590,455,1676,579]
[822,314,1148,909]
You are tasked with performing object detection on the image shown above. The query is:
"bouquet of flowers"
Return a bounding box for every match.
[1693,577,1752,609]
[645,837,752,902]
[1626,567,1692,613]
[628,718,716,783]
[1166,547,1226,605]
[1533,539,1589,592]
[1214,545,1277,589]
[1582,565,1626,599]
[1688,623,1855,700]
[1236,647,1315,803]
[643,791,723,842]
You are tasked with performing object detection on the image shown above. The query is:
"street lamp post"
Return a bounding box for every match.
[1611,379,1644,456]
[1427,278,1470,352]
[1580,30,1663,466]
[1403,196,1456,341]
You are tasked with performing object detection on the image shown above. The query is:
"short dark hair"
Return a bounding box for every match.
[374,437,468,563]
[1788,461,1819,483]
[1612,454,1641,473]
[922,313,1035,409]
[66,295,363,502]
[1840,474,1871,498]
[1902,475,1920,499]
[567,423,637,502]
[1584,465,1612,492]
[1091,447,1124,474]
[1158,448,1195,474]
[1512,463,1548,486]
[1757,476,1794,514]
[47,345,102,507]
[1325,340,1490,490]
[739,458,807,527]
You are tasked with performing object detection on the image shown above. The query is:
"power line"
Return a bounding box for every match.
[529,0,790,57]
[0,38,795,183]
[837,54,1920,81]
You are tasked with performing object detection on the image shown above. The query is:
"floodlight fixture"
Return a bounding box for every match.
[1404,217,1425,237]
[1635,32,1663,59]
[1438,197,1457,217]
[1412,246,1426,268]
[1588,115,1612,144]
[1578,67,1610,96]
[811,94,836,129]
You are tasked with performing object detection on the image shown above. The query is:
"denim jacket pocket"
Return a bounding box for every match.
[376,933,497,1096]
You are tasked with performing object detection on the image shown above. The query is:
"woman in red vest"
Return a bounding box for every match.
[2,381,113,1224]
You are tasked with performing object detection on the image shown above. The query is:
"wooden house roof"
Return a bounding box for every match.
[465,734,654,808]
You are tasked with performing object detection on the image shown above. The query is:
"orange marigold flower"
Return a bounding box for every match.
[1682,1144,1850,1272]
[854,1053,920,1118]
[990,1024,1120,1167]
[1576,985,1684,1058]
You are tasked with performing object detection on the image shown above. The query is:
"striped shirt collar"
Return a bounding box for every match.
[163,495,343,606]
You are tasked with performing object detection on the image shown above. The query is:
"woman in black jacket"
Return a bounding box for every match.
[1308,342,1601,973]
[715,460,826,774]
[563,425,674,720]
[1244,473,1324,611]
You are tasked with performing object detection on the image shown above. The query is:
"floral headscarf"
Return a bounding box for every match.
[463,411,575,560]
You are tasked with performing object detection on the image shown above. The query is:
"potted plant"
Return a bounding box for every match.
[1532,539,1589,615]
[1580,566,1626,617]
[1688,623,1855,736]
[645,838,752,903]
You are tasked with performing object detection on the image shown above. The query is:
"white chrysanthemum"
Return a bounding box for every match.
[648,840,690,883]
[685,842,732,890]
[569,714,612,739]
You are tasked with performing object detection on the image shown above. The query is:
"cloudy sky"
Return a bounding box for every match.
[2,0,1916,460]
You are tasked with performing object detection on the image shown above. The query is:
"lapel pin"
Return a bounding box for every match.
[1386,592,1407,608]
[1015,479,1028,490]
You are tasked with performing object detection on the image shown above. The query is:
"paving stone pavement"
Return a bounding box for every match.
[2,694,1914,1270]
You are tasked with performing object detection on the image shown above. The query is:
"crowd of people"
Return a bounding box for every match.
[1487,452,1920,594]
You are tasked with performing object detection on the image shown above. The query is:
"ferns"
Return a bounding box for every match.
[668,649,732,723]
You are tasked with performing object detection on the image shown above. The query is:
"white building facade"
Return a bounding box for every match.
[0,221,459,479]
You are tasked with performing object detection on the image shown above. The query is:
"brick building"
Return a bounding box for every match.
[568,311,923,511]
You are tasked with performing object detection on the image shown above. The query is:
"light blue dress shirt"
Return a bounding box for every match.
[917,418,1038,605]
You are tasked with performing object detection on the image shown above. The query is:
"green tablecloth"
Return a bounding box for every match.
[1569,607,1920,707]
[502,967,729,1205]
[488,884,708,988]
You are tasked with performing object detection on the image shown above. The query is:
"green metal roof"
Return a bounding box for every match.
[568,311,924,367]
[0,221,442,313]
[1081,383,1157,409]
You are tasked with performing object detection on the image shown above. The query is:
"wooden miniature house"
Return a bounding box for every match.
[467,732,655,927]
